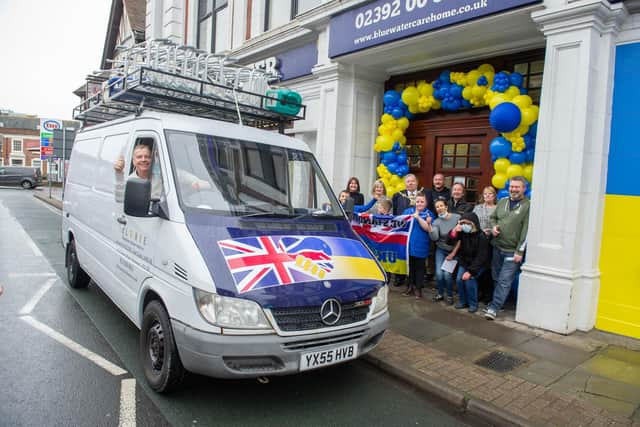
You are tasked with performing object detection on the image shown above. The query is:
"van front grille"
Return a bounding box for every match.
[282,329,367,351]
[271,302,370,332]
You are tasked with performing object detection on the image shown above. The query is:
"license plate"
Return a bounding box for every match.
[300,343,358,371]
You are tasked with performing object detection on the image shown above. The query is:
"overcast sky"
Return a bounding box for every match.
[0,0,112,120]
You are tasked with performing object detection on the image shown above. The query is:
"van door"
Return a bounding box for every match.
[115,131,167,320]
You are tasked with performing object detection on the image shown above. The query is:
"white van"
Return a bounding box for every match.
[62,111,389,392]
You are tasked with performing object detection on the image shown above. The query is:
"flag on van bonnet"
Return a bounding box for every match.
[351,213,411,275]
[218,235,384,294]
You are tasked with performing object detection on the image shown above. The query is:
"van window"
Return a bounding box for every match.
[96,133,129,195]
[67,137,102,187]
[165,130,342,216]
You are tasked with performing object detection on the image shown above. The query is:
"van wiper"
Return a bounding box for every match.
[240,210,296,219]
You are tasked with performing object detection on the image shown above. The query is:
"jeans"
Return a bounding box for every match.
[489,247,521,312]
[435,247,454,297]
[456,266,484,309]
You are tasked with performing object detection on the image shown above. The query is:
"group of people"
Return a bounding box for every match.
[339,173,530,321]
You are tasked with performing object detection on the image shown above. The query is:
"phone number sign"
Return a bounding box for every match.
[328,0,540,58]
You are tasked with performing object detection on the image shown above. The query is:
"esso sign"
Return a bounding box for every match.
[42,119,62,131]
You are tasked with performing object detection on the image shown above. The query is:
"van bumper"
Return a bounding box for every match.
[172,311,389,379]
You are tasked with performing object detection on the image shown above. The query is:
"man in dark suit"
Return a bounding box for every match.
[392,174,424,215]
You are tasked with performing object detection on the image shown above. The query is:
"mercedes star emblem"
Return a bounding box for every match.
[320,298,341,326]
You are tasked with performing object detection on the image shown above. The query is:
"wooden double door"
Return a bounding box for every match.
[405,111,498,203]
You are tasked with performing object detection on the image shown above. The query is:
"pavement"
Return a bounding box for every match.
[34,187,640,427]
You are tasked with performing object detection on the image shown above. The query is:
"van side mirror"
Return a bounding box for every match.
[124,177,151,217]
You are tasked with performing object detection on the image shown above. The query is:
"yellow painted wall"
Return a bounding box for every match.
[597,195,640,339]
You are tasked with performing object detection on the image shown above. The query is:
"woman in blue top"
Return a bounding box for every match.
[402,192,436,299]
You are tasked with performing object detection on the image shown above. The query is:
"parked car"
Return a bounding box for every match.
[0,166,42,189]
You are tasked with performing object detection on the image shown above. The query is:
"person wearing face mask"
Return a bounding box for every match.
[484,176,530,320]
[449,182,474,216]
[425,198,461,304]
[401,192,436,299]
[449,212,491,313]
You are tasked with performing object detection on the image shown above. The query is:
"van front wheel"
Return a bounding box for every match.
[66,240,90,289]
[140,301,185,393]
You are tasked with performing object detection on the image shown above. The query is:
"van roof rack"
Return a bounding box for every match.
[73,39,306,132]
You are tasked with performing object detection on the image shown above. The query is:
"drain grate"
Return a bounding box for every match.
[474,350,528,373]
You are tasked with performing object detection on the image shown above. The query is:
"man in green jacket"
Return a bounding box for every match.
[485,176,530,320]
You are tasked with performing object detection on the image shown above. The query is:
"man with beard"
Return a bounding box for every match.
[484,176,530,320]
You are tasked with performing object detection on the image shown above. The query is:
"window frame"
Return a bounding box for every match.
[197,0,228,53]
[12,139,23,153]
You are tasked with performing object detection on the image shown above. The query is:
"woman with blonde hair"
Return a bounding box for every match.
[354,179,392,214]
[473,186,497,235]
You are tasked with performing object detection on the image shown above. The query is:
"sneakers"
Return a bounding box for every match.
[432,294,444,302]
[401,288,414,297]
[484,308,497,320]
[468,306,478,313]
[454,303,467,310]
[446,296,454,306]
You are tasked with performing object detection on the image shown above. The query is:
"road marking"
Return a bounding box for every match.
[20,315,128,376]
[9,272,58,278]
[119,378,137,427]
[19,278,57,315]
[24,235,44,257]
[34,197,62,215]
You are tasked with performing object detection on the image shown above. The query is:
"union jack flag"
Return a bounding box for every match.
[218,236,334,294]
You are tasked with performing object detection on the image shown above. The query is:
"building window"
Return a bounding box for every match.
[12,139,23,153]
[31,159,42,169]
[11,158,24,166]
[264,0,324,31]
[197,0,229,53]
[513,59,544,104]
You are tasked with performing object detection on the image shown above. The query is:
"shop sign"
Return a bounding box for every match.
[329,0,541,58]
[247,42,317,82]
[40,118,62,160]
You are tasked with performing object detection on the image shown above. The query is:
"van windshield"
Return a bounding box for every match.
[165,130,344,217]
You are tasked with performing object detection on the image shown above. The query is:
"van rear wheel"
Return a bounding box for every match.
[66,240,90,289]
[140,301,185,393]
[21,180,33,189]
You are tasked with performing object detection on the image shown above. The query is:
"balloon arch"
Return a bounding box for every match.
[375,64,537,200]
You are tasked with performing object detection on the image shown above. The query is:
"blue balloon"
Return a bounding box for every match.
[439,70,451,83]
[383,90,400,106]
[528,121,538,138]
[489,137,512,158]
[497,189,509,200]
[477,76,488,86]
[392,142,401,151]
[397,152,407,163]
[391,107,404,119]
[524,148,535,163]
[525,189,532,199]
[387,163,398,174]
[490,102,521,132]
[406,111,415,119]
[450,84,463,98]
[509,151,526,164]
[462,99,472,109]
[384,106,393,114]
[510,72,524,88]
[519,87,528,95]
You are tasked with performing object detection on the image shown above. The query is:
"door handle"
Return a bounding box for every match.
[116,215,127,225]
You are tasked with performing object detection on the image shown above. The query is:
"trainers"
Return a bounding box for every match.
[454,303,467,309]
[432,294,444,302]
[446,296,454,305]
[468,306,478,313]
[401,288,414,297]
[484,308,497,320]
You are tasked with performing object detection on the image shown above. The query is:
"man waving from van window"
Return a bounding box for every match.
[114,143,163,199]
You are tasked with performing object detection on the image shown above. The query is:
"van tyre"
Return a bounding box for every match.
[66,240,90,289]
[140,301,185,393]
[21,180,33,189]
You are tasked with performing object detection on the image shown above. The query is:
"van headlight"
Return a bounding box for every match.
[195,289,272,329]
[371,285,388,316]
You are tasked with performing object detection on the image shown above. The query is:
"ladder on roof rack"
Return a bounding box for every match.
[73,39,306,132]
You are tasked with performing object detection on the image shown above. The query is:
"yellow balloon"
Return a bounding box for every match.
[408,104,419,114]
[492,173,508,189]
[417,82,433,96]
[396,117,410,130]
[432,99,441,109]
[520,107,537,126]
[472,85,486,98]
[401,86,419,106]
[466,70,481,86]
[462,86,473,100]
[483,71,495,86]
[381,114,393,124]
[505,86,521,100]
[391,129,404,141]
[478,64,495,74]
[512,95,532,110]
[506,164,524,178]
[523,164,534,182]
[489,94,507,110]
[398,135,407,146]
[390,175,401,186]
[378,135,394,151]
[494,158,511,173]
[378,124,392,136]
